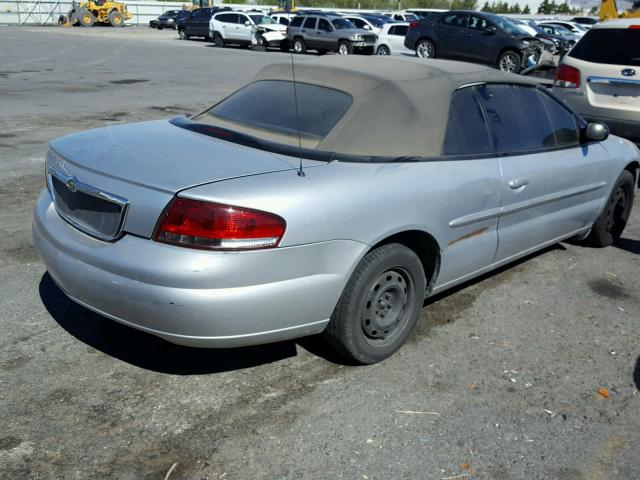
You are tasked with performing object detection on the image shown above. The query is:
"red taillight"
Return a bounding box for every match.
[629,25,640,29]
[409,21,419,30]
[554,63,580,88]
[153,198,286,250]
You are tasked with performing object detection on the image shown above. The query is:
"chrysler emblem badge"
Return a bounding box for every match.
[621,68,636,77]
[66,178,78,192]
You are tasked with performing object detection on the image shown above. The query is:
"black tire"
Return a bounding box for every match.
[337,40,353,55]
[376,45,390,56]
[583,170,635,247]
[415,39,435,59]
[108,10,124,27]
[157,26,163,30]
[213,32,224,47]
[178,28,189,40]
[498,50,522,73]
[78,9,95,27]
[253,34,267,50]
[292,37,306,54]
[324,243,427,364]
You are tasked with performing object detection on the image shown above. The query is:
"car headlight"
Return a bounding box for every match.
[354,35,363,40]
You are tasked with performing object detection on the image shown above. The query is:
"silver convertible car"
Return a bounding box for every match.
[33,57,638,364]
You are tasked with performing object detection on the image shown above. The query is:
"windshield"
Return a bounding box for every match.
[404,14,419,20]
[493,16,529,35]
[250,15,273,25]
[332,18,354,29]
[363,16,385,27]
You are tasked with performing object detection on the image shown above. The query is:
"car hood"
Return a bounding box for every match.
[340,28,374,36]
[257,22,286,31]
[49,119,299,194]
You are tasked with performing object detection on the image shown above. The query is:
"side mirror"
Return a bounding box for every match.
[582,122,609,142]
[363,24,371,30]
[245,20,251,26]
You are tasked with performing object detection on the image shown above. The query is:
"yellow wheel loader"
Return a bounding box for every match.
[59,0,133,27]
[600,0,640,21]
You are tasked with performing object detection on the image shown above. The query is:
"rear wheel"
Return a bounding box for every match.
[583,170,635,247]
[324,243,426,364]
[416,39,435,58]
[178,28,189,40]
[498,50,522,73]
[376,44,390,55]
[337,40,353,55]
[292,37,306,54]
[157,26,163,30]
[108,10,124,27]
[78,9,95,27]
[213,32,225,47]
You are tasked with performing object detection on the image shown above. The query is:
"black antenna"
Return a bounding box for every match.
[287,3,305,177]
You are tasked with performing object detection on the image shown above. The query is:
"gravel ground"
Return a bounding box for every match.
[1,26,639,480]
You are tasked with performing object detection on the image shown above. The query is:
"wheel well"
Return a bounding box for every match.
[497,47,521,62]
[625,161,640,188]
[371,230,441,295]
[416,36,434,48]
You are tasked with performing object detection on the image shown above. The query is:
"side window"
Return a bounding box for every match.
[318,18,331,31]
[442,87,492,155]
[238,14,248,24]
[394,25,408,36]
[279,17,289,25]
[350,18,366,28]
[303,17,317,29]
[476,84,557,152]
[217,13,236,24]
[387,26,396,35]
[468,15,489,30]
[441,13,466,28]
[290,16,303,27]
[539,92,579,146]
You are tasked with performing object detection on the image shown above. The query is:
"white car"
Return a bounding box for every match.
[537,20,586,37]
[270,13,292,26]
[374,22,413,56]
[552,19,640,143]
[343,14,388,35]
[385,11,420,22]
[210,11,286,49]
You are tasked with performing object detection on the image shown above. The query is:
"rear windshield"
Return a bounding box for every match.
[198,80,352,140]
[569,29,640,65]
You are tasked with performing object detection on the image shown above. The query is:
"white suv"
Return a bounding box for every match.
[553,19,640,143]
[209,11,286,49]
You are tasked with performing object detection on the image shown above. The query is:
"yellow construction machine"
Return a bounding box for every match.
[59,0,133,27]
[600,0,640,21]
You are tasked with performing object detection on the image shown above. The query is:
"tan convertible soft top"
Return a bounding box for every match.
[253,56,539,157]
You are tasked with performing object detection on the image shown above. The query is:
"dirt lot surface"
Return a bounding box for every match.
[1,26,639,480]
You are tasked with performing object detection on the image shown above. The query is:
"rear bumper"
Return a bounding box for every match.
[553,88,640,142]
[33,190,367,348]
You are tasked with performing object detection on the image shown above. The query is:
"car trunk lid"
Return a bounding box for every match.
[47,119,299,239]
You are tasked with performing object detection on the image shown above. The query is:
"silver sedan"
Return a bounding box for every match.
[33,57,639,364]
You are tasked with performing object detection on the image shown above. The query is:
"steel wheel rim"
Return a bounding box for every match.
[605,185,629,236]
[500,53,519,72]
[361,267,414,346]
[377,45,389,55]
[338,43,349,55]
[293,40,303,52]
[417,41,433,58]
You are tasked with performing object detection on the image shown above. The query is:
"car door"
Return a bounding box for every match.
[215,13,237,40]
[435,86,503,286]
[236,13,253,43]
[196,9,211,37]
[476,84,611,262]
[301,16,318,47]
[434,13,467,58]
[390,24,409,53]
[463,15,498,61]
[316,18,334,50]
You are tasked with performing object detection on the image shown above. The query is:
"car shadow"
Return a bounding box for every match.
[614,237,640,255]
[38,273,298,375]
[634,355,640,391]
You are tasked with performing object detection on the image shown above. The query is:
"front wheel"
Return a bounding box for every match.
[376,44,390,56]
[416,39,435,59]
[78,9,95,27]
[498,50,522,73]
[108,10,124,27]
[324,243,426,364]
[178,29,189,40]
[337,40,353,55]
[583,170,635,247]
